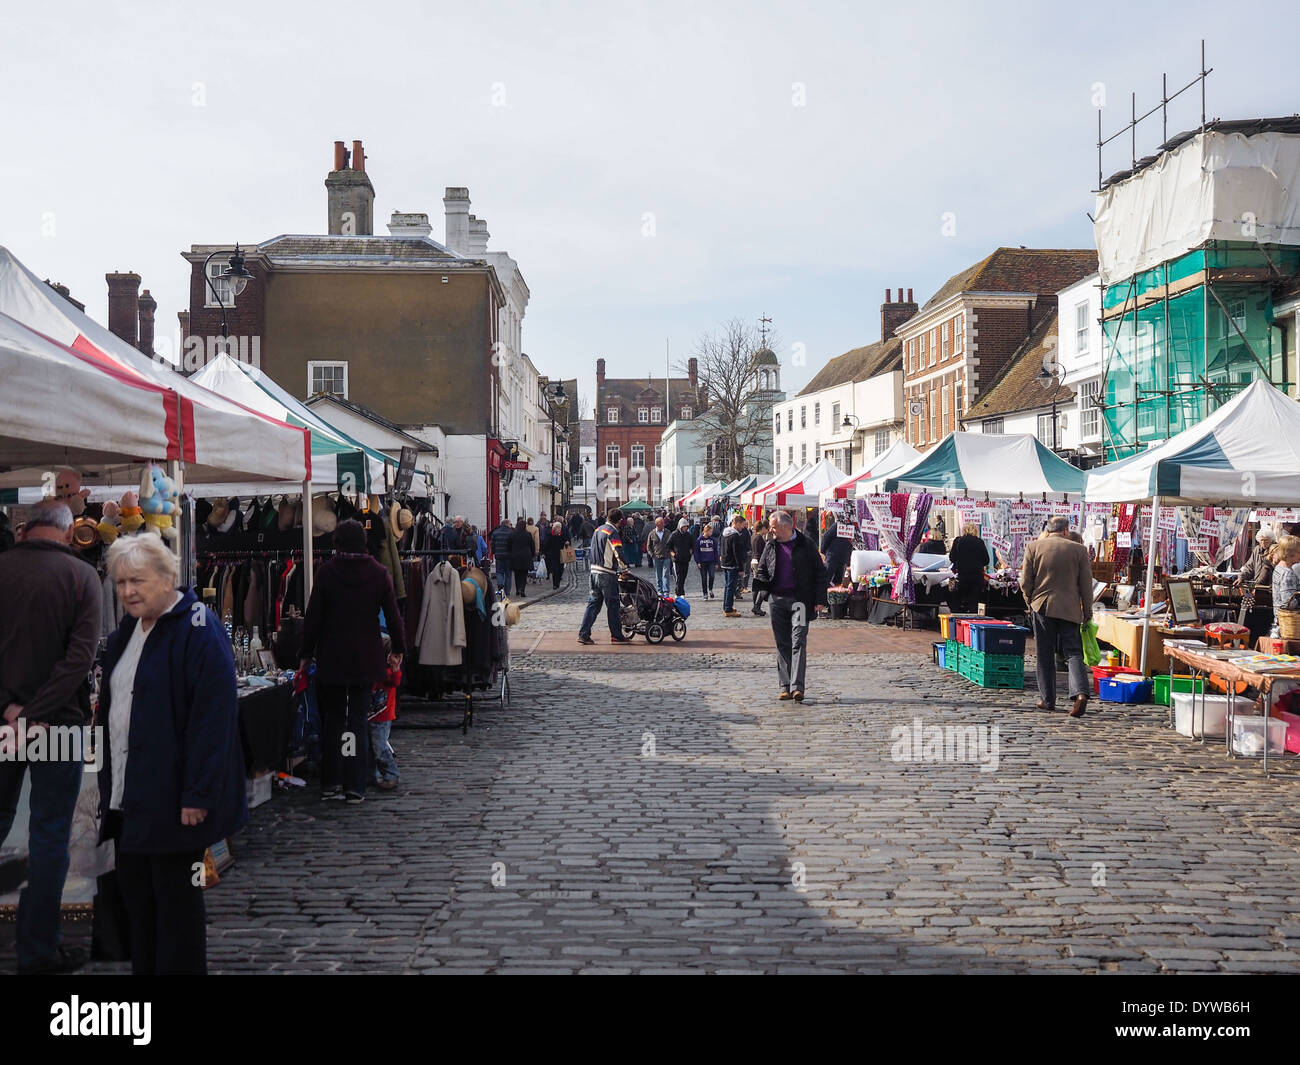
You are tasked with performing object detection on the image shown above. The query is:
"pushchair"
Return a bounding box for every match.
[617,570,688,643]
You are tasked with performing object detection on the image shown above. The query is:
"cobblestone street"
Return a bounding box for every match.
[10,574,1300,974]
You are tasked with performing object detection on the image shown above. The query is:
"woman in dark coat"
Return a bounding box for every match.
[541,521,570,590]
[299,520,405,803]
[667,519,696,597]
[510,517,535,597]
[948,520,991,613]
[101,533,248,975]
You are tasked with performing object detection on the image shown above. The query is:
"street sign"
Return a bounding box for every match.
[503,460,530,471]
[394,446,417,493]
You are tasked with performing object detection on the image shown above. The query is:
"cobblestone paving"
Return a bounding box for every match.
[7,574,1300,974]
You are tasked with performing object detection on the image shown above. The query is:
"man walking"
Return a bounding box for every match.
[645,516,673,595]
[578,509,632,645]
[0,503,103,974]
[719,514,748,617]
[753,510,826,702]
[667,518,695,598]
[490,518,514,591]
[1020,515,1094,717]
[441,514,471,554]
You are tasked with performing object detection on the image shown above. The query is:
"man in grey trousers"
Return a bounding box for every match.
[1019,514,1095,717]
[752,511,827,702]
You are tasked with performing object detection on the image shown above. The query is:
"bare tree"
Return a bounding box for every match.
[679,318,777,484]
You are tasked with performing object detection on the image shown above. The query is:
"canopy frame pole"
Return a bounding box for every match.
[1139,496,1160,674]
[301,485,314,600]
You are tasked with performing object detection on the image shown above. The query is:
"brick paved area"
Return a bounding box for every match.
[6,575,1300,974]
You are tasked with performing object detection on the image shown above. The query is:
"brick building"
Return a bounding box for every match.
[594,357,706,506]
[181,140,510,526]
[899,247,1097,450]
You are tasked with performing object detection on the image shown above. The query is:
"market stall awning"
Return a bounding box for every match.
[837,441,922,502]
[1084,380,1300,506]
[189,354,403,495]
[678,480,725,508]
[718,473,760,498]
[742,464,809,506]
[875,431,1085,499]
[0,247,310,484]
[765,458,846,507]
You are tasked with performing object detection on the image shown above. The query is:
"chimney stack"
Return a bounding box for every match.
[596,357,606,387]
[325,139,374,235]
[106,271,141,348]
[688,356,699,391]
[137,288,157,356]
[387,211,433,238]
[466,215,490,256]
[178,310,190,349]
[881,284,919,342]
[443,187,471,254]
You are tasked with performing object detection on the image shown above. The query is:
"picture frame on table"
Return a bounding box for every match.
[1165,578,1200,625]
[257,649,277,670]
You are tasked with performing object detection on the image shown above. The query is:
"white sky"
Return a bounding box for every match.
[1,0,1295,411]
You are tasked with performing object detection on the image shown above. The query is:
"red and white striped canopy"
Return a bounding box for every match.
[763,458,846,507]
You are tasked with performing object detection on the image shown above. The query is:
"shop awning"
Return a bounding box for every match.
[0,247,311,484]
[718,473,760,498]
[678,480,725,508]
[742,464,809,506]
[1084,380,1300,506]
[764,458,846,507]
[828,441,921,502]
[874,431,1086,500]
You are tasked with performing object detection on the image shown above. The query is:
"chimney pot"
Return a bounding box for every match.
[908,288,913,302]
[136,288,157,357]
[352,140,365,172]
[881,284,919,342]
[334,141,346,171]
[884,288,890,302]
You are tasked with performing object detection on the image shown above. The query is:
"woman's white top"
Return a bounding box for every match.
[108,593,182,811]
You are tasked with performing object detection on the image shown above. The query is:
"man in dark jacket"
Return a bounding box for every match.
[719,514,749,616]
[820,519,853,587]
[667,518,696,597]
[578,509,631,645]
[440,515,471,553]
[0,503,102,974]
[490,519,514,590]
[753,510,827,702]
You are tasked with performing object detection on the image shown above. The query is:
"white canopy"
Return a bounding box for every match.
[1084,380,1300,506]
[822,441,921,502]
[866,431,1086,500]
[742,463,809,506]
[764,458,846,507]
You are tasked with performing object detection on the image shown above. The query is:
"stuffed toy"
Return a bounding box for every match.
[95,500,122,544]
[54,469,91,517]
[139,464,180,542]
[118,489,145,534]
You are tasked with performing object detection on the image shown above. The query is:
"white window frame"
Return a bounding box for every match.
[307,360,348,398]
[1075,302,1090,354]
[832,401,840,426]
[929,329,937,367]
[814,402,821,426]
[919,333,927,364]
[982,416,1004,435]
[955,315,964,352]
[775,452,781,473]
[1037,412,1056,447]
[800,442,807,464]
[205,259,236,308]
[941,321,949,359]
[800,405,807,429]
[775,413,781,435]
[631,443,645,469]
[874,428,889,456]
[654,444,662,469]
[681,406,693,420]
[941,384,950,424]
[787,410,793,431]
[606,407,619,424]
[605,444,620,467]
[651,406,662,423]
[1227,298,1247,335]
[638,407,649,423]
[1080,379,1100,438]
[787,446,793,464]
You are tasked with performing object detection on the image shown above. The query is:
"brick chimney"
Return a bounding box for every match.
[881,285,918,341]
[178,310,190,347]
[136,289,157,356]
[444,187,471,254]
[466,215,490,256]
[325,139,374,235]
[106,272,141,347]
[387,210,432,238]
[688,356,699,392]
[596,357,606,390]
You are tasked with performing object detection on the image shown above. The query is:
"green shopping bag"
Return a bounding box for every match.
[1081,618,1101,667]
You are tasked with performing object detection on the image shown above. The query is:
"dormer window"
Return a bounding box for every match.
[651,406,662,423]
[681,406,693,420]
[638,407,649,423]
[607,407,619,424]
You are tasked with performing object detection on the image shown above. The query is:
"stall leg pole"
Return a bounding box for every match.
[301,483,314,600]
[1139,497,1160,675]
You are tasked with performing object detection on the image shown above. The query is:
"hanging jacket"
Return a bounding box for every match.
[414,561,467,665]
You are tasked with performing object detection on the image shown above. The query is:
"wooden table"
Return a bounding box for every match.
[1094,611,1171,675]
[1164,644,1300,774]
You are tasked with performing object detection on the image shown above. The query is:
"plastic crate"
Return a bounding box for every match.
[955,618,1012,646]
[946,638,960,666]
[969,624,1029,655]
[965,649,1025,677]
[1172,693,1230,738]
[1273,709,1300,754]
[964,662,1025,689]
[1231,716,1287,757]
[1152,674,1205,706]
[940,613,982,640]
[1089,663,1123,694]
[1098,676,1153,703]
[933,641,947,668]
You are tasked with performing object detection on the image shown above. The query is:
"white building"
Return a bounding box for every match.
[1056,273,1105,462]
[571,418,597,514]
[659,418,710,503]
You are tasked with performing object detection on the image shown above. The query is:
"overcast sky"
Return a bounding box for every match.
[2,0,1294,411]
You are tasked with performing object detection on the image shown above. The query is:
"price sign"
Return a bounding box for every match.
[1087,502,1112,516]
[880,516,902,531]
[1159,511,1178,530]
[1009,518,1029,534]
[988,534,1010,553]
[1199,520,1220,537]
[837,522,854,539]
[1116,531,1132,548]
[1188,536,1210,552]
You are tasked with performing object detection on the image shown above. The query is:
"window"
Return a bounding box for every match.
[800,406,807,429]
[787,446,793,464]
[1075,302,1090,354]
[1080,379,1100,437]
[651,406,662,423]
[929,388,936,438]
[814,441,820,460]
[954,316,964,352]
[308,361,348,398]
[775,452,781,472]
[787,410,793,432]
[909,339,915,372]
[941,322,949,358]
[929,329,937,366]
[941,384,950,426]
[631,444,645,468]
[605,444,620,468]
[775,413,781,436]
[832,401,840,426]
[681,406,693,420]
[955,382,963,419]
[1227,298,1247,335]
[654,444,662,469]
[638,407,649,423]
[814,402,821,426]
[800,443,807,464]
[704,443,713,466]
[920,333,927,364]
[572,463,585,487]
[205,259,238,308]
[982,417,1004,435]
[874,429,889,456]
[607,407,619,424]
[1037,413,1057,448]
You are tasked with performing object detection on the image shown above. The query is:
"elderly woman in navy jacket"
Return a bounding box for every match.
[100,533,247,976]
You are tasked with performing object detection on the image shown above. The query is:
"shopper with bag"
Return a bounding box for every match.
[667,518,696,597]
[752,510,827,702]
[542,521,570,590]
[510,517,535,597]
[693,523,719,599]
[1020,515,1094,718]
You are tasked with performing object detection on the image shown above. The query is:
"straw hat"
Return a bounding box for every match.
[389,501,414,541]
[207,497,230,528]
[502,599,521,626]
[462,565,488,605]
[311,494,338,536]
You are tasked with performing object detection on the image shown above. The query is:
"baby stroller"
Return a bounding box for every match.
[617,570,688,643]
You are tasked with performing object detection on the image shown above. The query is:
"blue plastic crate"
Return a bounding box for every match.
[1098,676,1153,703]
[969,624,1029,655]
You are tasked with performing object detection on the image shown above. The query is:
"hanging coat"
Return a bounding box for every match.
[414,561,467,665]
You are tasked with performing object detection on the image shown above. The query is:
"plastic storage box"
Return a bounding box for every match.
[1171,692,1230,738]
[1231,716,1287,757]
[1273,709,1300,754]
[1153,674,1206,706]
[962,650,1025,689]
[969,624,1029,655]
[955,618,1012,646]
[1097,676,1153,703]
[939,613,982,640]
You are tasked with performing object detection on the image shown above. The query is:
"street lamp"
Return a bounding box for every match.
[1036,363,1068,452]
[201,244,252,340]
[543,381,568,517]
[841,413,860,471]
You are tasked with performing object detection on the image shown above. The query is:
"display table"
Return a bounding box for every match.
[1164,644,1300,774]
[1095,611,1171,675]
[238,679,296,775]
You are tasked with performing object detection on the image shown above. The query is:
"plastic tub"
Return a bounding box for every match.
[956,618,1011,646]
[1273,709,1300,754]
[1089,663,1123,694]
[969,624,1029,655]
[1153,674,1205,706]
[1171,692,1230,738]
[1231,716,1287,757]
[1098,676,1153,703]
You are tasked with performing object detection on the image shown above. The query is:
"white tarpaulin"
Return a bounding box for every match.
[765,458,845,507]
[1093,130,1300,285]
[741,464,809,506]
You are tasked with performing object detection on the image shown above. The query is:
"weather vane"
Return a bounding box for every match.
[759,315,772,347]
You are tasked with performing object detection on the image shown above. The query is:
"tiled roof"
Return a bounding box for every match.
[963,310,1074,420]
[922,248,1098,312]
[597,377,701,418]
[796,337,903,397]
